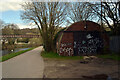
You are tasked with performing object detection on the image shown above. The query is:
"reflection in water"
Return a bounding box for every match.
[0,48,30,56]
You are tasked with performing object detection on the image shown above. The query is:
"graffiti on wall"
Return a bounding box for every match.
[74,32,103,55]
[74,38,103,54]
[59,31,104,56]
[59,43,73,56]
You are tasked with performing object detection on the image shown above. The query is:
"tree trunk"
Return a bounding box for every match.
[42,32,55,52]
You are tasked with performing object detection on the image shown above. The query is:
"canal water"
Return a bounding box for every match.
[0,48,30,56]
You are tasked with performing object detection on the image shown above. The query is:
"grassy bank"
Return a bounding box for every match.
[41,51,120,61]
[0,47,35,62]
[2,44,41,50]
[41,51,83,60]
[97,53,120,61]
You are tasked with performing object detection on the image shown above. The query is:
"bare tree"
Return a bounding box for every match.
[21,2,68,52]
[67,2,96,23]
[2,24,19,45]
[0,19,5,29]
[89,1,120,35]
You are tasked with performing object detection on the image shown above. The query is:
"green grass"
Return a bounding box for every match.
[97,53,120,61]
[41,51,83,60]
[0,47,35,62]
[41,51,120,61]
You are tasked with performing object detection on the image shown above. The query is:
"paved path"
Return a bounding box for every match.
[2,46,44,78]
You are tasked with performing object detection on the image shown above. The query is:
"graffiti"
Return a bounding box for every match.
[86,34,93,39]
[59,47,73,56]
[59,43,73,56]
[61,43,72,47]
[77,46,97,54]
[74,32,103,55]
[59,31,104,56]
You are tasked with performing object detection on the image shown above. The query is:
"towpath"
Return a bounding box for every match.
[2,46,44,78]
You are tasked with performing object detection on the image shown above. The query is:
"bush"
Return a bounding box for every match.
[102,46,110,54]
[17,38,29,43]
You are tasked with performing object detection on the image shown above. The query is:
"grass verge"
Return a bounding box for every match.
[0,47,35,62]
[97,53,120,61]
[41,51,83,60]
[41,51,120,61]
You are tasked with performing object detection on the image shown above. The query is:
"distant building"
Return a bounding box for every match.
[56,21,109,56]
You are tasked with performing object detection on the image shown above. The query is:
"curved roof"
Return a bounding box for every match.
[66,21,101,31]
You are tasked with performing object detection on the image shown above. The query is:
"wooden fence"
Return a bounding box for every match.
[110,36,120,53]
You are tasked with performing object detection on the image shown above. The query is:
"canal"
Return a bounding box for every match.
[0,48,30,56]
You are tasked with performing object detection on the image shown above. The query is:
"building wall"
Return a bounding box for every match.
[57,21,108,56]
[59,32,74,56]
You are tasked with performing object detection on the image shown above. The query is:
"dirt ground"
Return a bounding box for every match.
[43,58,120,79]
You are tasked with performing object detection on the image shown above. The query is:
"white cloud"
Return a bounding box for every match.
[16,23,38,29]
[0,0,29,12]
[0,3,21,11]
[17,23,31,29]
[1,0,115,12]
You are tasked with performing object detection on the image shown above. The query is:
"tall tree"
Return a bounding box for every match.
[89,1,120,35]
[21,2,68,52]
[67,2,96,23]
[2,24,19,45]
[0,19,5,29]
